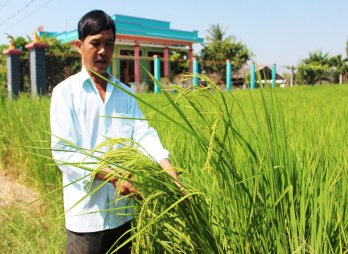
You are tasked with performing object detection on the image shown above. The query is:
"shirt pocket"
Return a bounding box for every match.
[105,113,134,140]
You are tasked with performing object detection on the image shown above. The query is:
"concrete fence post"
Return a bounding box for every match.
[25,41,48,96]
[192,57,199,87]
[153,55,161,94]
[2,45,22,99]
[226,59,232,91]
[250,63,255,90]
[272,64,276,88]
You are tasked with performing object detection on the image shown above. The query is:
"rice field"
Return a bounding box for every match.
[0,82,347,253]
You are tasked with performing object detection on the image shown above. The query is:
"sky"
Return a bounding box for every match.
[0,0,347,72]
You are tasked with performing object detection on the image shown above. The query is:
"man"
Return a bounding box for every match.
[50,10,179,254]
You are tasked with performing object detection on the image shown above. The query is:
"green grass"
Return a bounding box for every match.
[0,83,347,253]
[134,83,348,253]
[0,95,58,189]
[0,199,65,253]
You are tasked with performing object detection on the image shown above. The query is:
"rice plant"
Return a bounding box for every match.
[70,72,348,253]
[0,79,347,253]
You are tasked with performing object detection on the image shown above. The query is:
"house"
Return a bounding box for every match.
[233,64,286,87]
[40,14,203,87]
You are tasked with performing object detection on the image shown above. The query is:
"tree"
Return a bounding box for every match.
[169,49,189,77]
[200,24,251,84]
[297,51,331,85]
[329,54,348,84]
[12,35,30,51]
[40,36,81,91]
[206,24,234,43]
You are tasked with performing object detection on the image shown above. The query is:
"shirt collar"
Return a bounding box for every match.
[80,65,115,87]
[80,66,91,85]
[80,65,117,102]
[80,65,117,83]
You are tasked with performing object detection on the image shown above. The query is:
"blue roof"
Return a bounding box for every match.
[49,14,203,44]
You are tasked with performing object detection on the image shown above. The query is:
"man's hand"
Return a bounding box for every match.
[112,175,138,196]
[95,168,141,198]
[159,158,190,206]
[159,158,184,191]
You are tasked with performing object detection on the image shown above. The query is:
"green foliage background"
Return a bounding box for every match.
[200,24,252,83]
[297,51,348,85]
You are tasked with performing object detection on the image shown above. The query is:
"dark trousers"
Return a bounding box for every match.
[66,221,132,254]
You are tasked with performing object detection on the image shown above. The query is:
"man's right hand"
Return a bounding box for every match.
[95,168,142,199]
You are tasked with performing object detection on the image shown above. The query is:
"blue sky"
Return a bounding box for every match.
[0,0,347,70]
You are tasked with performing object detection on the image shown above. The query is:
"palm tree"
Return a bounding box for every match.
[206,24,234,43]
[330,54,348,84]
[304,51,330,65]
[200,24,251,86]
[304,51,330,84]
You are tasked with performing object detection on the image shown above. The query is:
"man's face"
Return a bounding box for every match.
[77,29,115,75]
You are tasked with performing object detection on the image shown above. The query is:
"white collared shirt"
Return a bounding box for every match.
[50,67,169,232]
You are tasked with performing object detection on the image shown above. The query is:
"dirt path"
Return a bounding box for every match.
[0,171,39,209]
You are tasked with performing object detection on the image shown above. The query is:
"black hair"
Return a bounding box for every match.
[78,10,116,41]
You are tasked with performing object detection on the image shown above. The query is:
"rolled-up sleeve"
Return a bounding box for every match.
[131,99,169,163]
[50,86,95,181]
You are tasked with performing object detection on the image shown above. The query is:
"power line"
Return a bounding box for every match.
[3,0,55,31]
[0,0,12,10]
[0,0,36,27]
